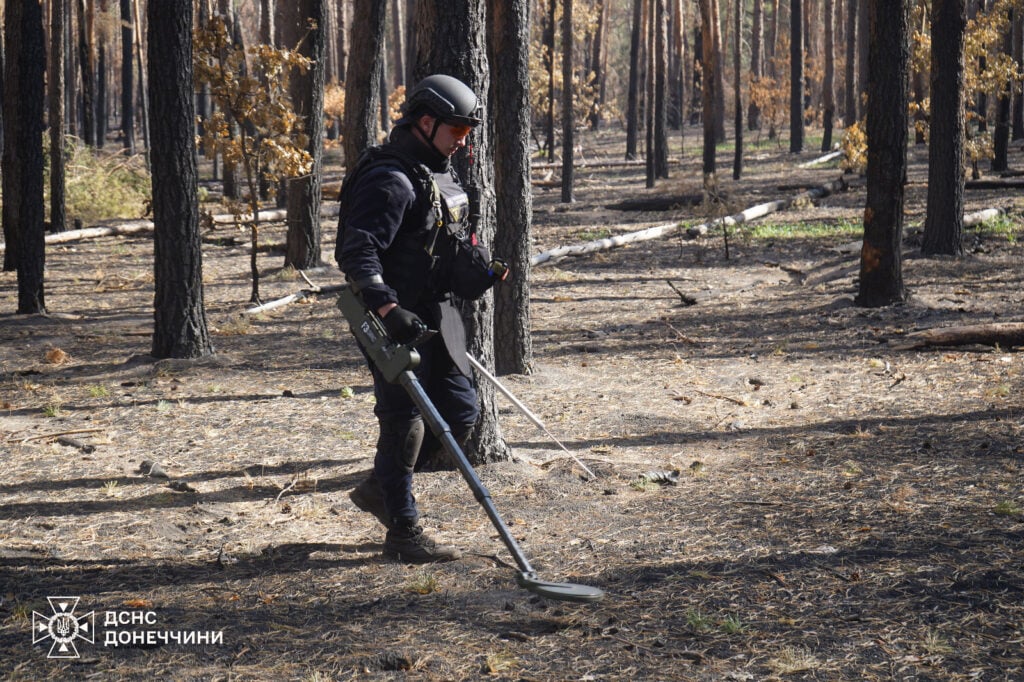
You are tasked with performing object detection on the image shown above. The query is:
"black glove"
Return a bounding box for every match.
[382,306,426,344]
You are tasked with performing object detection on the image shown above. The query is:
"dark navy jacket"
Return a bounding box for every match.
[335,127,475,375]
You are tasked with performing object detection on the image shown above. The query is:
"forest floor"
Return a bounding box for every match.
[1,128,1023,681]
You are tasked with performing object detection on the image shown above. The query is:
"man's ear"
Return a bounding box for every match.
[417,114,436,137]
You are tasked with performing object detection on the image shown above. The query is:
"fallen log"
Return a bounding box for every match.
[0,204,343,252]
[965,179,1024,189]
[531,177,850,268]
[797,150,843,168]
[606,193,705,211]
[891,322,1024,350]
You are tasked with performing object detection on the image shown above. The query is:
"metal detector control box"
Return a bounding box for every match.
[336,285,433,383]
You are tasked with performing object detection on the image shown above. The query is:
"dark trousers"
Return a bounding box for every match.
[367,334,478,521]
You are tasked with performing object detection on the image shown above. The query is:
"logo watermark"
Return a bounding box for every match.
[32,597,95,659]
[31,596,223,659]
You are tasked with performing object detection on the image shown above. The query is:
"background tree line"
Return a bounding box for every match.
[1,0,1022,458]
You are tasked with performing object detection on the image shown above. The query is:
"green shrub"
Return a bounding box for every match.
[42,135,152,224]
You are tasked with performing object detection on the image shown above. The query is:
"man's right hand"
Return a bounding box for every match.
[381,306,426,344]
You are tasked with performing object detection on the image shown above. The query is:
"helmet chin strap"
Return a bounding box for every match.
[428,117,443,143]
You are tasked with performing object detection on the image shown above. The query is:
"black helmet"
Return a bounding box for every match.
[396,74,482,127]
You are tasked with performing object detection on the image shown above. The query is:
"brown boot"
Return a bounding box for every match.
[383,520,461,564]
[348,476,393,529]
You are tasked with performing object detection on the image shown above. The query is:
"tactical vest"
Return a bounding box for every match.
[336,145,472,309]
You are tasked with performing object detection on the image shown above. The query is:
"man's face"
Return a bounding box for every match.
[417,115,472,157]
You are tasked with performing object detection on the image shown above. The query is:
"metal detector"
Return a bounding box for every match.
[338,286,604,603]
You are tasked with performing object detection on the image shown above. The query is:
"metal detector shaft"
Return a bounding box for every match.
[396,370,535,576]
[466,354,596,479]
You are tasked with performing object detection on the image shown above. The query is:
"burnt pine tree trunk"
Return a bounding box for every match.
[148,0,214,359]
[2,0,15,274]
[646,0,656,187]
[991,7,1013,172]
[669,0,685,130]
[710,0,725,143]
[857,0,869,119]
[857,0,909,308]
[626,0,643,160]
[78,0,96,146]
[923,0,967,257]
[654,0,669,179]
[732,0,743,180]
[821,0,836,151]
[545,0,556,160]
[4,0,47,312]
[588,0,607,130]
[412,0,510,464]
[845,0,859,126]
[96,0,108,149]
[562,0,575,202]
[343,0,386,167]
[489,0,533,376]
[51,0,68,234]
[282,0,326,270]
[120,0,135,155]
[699,0,717,187]
[748,0,764,130]
[790,0,805,152]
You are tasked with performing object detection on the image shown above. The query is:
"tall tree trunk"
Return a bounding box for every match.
[78,0,96,146]
[923,0,966,257]
[96,0,108,148]
[4,0,47,311]
[413,0,508,463]
[2,0,15,273]
[748,0,763,130]
[489,0,533,376]
[562,0,575,202]
[626,0,643,159]
[709,0,725,142]
[699,0,716,187]
[148,0,214,358]
[283,0,326,270]
[51,0,68,233]
[669,0,685,130]
[391,0,406,88]
[991,6,1013,171]
[732,0,743,179]
[133,0,150,167]
[790,0,805,152]
[844,0,858,125]
[545,0,556,160]
[1012,10,1023,140]
[654,0,668,178]
[343,0,386,167]
[646,0,656,187]
[120,0,135,154]
[588,0,607,129]
[857,0,909,308]
[822,0,836,151]
[857,0,869,119]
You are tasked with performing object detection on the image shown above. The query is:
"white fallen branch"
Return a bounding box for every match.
[210,203,340,225]
[531,178,849,268]
[241,281,346,315]
[798,150,842,168]
[0,220,156,250]
[0,204,341,252]
[962,207,1004,227]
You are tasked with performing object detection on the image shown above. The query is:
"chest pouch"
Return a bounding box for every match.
[425,173,497,301]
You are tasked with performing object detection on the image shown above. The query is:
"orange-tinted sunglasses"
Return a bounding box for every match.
[446,122,473,139]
